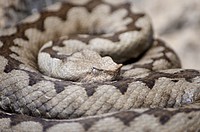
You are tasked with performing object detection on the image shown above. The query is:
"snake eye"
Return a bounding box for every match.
[92,67,103,74]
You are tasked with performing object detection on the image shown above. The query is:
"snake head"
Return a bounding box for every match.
[38,48,122,82]
[77,52,123,83]
[82,63,123,82]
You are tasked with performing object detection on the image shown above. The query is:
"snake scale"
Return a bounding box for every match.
[0,0,200,131]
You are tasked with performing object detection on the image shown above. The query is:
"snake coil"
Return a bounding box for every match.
[0,0,200,132]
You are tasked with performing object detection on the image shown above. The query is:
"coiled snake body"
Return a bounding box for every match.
[0,0,200,131]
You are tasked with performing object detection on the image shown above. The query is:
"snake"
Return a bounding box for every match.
[0,0,200,131]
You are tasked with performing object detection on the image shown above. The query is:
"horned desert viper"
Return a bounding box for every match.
[0,0,200,132]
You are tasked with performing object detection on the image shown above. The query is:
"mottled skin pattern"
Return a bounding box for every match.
[0,0,200,132]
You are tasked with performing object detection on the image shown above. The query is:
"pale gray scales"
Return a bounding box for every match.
[0,0,200,132]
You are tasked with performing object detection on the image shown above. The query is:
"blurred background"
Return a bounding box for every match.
[133,0,200,69]
[1,0,200,69]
